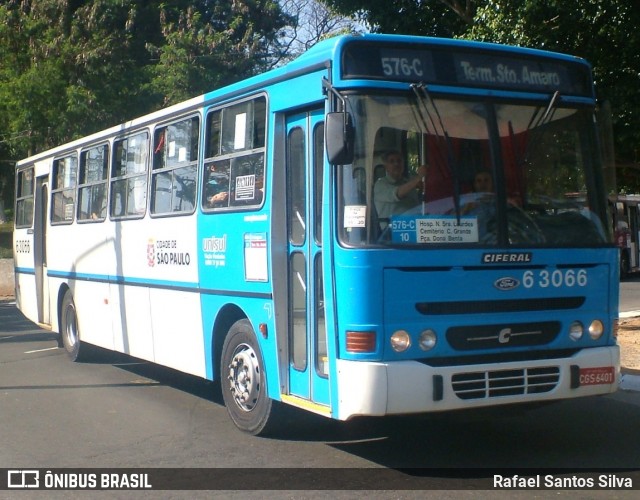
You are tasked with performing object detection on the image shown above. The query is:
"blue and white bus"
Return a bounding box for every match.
[14,34,619,434]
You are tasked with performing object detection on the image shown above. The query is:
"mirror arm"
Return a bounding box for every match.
[322,77,347,111]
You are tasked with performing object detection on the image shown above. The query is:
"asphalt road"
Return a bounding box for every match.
[1,300,640,495]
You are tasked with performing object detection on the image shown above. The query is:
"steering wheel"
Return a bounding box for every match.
[480,202,545,244]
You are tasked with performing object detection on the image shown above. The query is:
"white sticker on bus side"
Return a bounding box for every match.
[244,233,268,282]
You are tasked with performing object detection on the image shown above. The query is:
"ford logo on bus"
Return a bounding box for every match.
[494,277,520,291]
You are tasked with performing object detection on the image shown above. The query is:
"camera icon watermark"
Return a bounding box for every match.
[7,470,40,488]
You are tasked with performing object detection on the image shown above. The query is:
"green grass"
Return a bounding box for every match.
[0,222,12,259]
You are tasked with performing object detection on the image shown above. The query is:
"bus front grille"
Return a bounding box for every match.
[446,321,561,350]
[416,297,585,315]
[451,367,560,400]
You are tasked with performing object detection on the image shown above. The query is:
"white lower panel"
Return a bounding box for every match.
[150,289,206,378]
[336,346,620,420]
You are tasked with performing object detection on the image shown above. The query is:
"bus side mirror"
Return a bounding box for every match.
[326,112,354,165]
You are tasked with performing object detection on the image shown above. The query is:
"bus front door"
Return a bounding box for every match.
[284,110,330,409]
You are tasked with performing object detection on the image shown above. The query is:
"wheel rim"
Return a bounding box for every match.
[64,303,78,349]
[227,342,261,412]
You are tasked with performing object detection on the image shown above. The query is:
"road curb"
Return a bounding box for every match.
[620,310,640,319]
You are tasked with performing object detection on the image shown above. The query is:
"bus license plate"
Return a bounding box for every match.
[579,366,615,386]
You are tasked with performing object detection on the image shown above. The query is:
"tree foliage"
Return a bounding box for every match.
[323,0,473,36]
[276,0,362,65]
[0,0,289,159]
[148,1,292,105]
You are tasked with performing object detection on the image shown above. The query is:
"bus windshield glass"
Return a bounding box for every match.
[338,93,610,247]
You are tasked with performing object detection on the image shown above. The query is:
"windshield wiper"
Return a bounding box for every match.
[410,83,462,221]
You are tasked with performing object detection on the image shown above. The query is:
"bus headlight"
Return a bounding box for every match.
[390,330,411,352]
[419,329,437,351]
[569,321,584,341]
[589,320,604,340]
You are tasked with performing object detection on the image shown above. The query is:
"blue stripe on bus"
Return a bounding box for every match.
[14,267,35,275]
[43,269,272,300]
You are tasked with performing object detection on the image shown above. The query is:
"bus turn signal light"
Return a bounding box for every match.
[346,331,376,353]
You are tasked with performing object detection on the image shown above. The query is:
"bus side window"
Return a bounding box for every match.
[151,116,199,216]
[15,168,35,228]
[203,96,267,212]
[110,132,149,219]
[51,154,78,224]
[78,144,108,222]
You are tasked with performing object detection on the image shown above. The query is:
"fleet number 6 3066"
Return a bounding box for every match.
[522,269,588,288]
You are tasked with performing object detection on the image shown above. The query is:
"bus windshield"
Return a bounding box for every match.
[338,93,610,247]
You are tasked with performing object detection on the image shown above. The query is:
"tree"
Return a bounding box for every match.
[322,0,474,36]
[148,1,291,104]
[275,0,363,66]
[0,0,290,156]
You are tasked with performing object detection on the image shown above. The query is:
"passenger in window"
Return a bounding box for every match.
[373,150,428,220]
[254,175,264,205]
[471,169,522,207]
[472,170,494,193]
[208,190,228,207]
[455,169,495,216]
[205,163,229,208]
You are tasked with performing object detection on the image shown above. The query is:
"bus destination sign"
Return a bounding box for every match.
[453,53,570,93]
[341,42,591,96]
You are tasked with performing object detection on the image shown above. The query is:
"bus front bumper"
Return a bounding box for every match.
[335,346,619,420]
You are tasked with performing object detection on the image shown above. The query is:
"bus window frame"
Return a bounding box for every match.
[201,94,267,214]
[109,130,150,221]
[51,153,78,226]
[77,142,110,224]
[150,113,201,218]
[15,166,35,229]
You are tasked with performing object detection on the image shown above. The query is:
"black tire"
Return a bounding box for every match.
[220,319,279,435]
[60,290,86,362]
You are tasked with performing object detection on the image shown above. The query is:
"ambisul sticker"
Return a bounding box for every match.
[482,252,532,264]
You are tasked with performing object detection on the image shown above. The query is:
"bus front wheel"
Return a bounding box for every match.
[60,291,85,362]
[220,319,278,435]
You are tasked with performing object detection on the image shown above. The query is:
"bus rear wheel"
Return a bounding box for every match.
[60,291,85,362]
[220,319,279,435]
